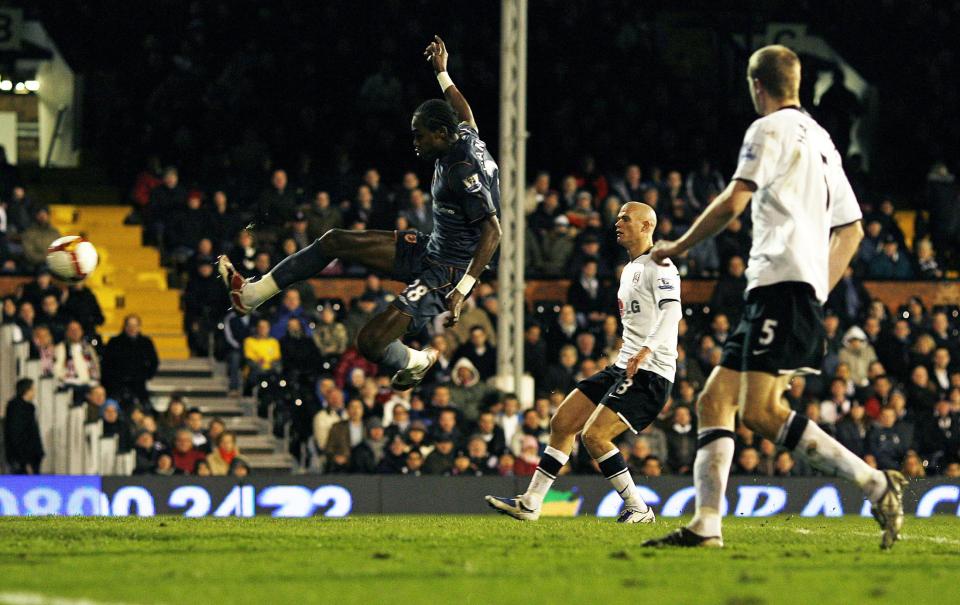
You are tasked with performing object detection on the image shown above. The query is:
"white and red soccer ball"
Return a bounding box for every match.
[46,236,99,283]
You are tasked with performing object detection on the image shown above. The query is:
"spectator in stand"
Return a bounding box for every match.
[376,435,408,474]
[474,412,507,457]
[422,334,454,386]
[685,159,725,212]
[906,365,939,416]
[38,294,67,343]
[129,156,161,219]
[326,399,366,472]
[244,318,281,387]
[543,344,579,396]
[4,378,44,474]
[83,385,109,423]
[835,403,871,459]
[312,387,347,456]
[918,400,959,473]
[929,311,956,355]
[449,358,496,423]
[171,428,207,474]
[54,320,101,401]
[665,405,696,474]
[423,434,456,475]
[453,326,497,382]
[868,408,909,470]
[528,190,563,238]
[401,188,433,233]
[820,377,854,426]
[305,191,342,240]
[612,164,644,205]
[227,230,259,278]
[350,419,387,473]
[868,235,914,279]
[183,259,229,356]
[343,292,378,346]
[101,315,159,411]
[838,326,877,388]
[536,215,575,277]
[827,266,870,327]
[280,317,321,384]
[311,305,348,359]
[915,238,943,279]
[567,259,607,325]
[21,208,61,270]
[270,289,314,339]
[466,435,497,475]
[166,191,214,264]
[709,255,747,323]
[31,325,55,376]
[101,400,133,452]
[714,217,750,265]
[256,169,298,241]
[223,310,253,396]
[207,191,241,252]
[133,429,161,475]
[185,408,209,452]
[735,447,762,475]
[145,167,186,246]
[877,319,913,381]
[774,451,799,477]
[857,220,884,268]
[61,282,105,337]
[21,270,57,313]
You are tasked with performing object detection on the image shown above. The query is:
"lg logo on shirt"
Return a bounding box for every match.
[618,298,642,317]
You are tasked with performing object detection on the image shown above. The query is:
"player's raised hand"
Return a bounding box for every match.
[424,35,449,74]
[444,288,465,327]
[626,346,652,379]
[650,240,680,266]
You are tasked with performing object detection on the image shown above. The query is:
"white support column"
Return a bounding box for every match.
[496,0,529,402]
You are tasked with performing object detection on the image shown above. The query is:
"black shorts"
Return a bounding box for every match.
[719,281,825,376]
[576,365,671,434]
[391,230,466,334]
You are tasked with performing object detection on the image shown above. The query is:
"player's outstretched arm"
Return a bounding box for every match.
[425,35,478,131]
[651,179,753,264]
[444,215,501,327]
[827,220,864,291]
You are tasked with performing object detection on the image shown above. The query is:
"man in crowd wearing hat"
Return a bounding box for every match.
[536,214,575,277]
[839,326,878,388]
[867,234,914,279]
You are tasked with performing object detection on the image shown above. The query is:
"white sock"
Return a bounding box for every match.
[521,445,568,509]
[793,418,886,501]
[244,274,279,307]
[406,347,432,371]
[597,448,648,513]
[688,427,734,538]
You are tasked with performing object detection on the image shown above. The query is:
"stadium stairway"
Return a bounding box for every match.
[49,204,191,360]
[150,358,295,472]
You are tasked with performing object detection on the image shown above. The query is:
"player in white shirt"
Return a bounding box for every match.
[486,202,682,523]
[644,45,905,550]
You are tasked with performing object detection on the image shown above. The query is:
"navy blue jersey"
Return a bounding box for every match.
[427,123,500,268]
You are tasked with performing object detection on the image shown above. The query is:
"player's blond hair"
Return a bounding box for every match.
[748,45,800,101]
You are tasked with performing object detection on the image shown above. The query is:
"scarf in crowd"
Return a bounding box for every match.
[219,447,237,465]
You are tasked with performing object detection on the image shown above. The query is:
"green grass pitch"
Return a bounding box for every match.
[1,515,958,604]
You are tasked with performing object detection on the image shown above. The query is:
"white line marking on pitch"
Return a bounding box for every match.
[764,525,960,547]
[0,592,141,605]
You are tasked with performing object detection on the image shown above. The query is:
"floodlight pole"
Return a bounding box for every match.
[496,0,528,400]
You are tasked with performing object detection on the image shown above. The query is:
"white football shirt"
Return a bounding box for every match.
[615,253,681,382]
[732,107,862,303]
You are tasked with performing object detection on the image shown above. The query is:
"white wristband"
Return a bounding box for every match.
[455,274,477,296]
[437,71,454,92]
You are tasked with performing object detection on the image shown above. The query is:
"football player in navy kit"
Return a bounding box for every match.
[219,36,501,390]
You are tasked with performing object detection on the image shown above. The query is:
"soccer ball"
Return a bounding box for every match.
[46,236,100,283]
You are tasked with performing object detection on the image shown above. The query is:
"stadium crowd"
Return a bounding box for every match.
[7,143,959,481]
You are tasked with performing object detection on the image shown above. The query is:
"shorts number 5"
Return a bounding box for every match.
[758,319,778,345]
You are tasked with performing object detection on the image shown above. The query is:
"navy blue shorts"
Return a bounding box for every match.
[392,230,466,334]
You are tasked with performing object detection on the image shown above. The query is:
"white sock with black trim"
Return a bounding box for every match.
[521,446,569,509]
